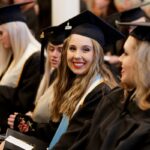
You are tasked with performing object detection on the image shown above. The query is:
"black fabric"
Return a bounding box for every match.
[12,82,111,145]
[114,2,150,23]
[0,1,33,25]
[0,52,42,133]
[70,87,150,150]
[116,22,150,42]
[4,128,48,150]
[52,83,112,149]
[58,10,124,47]
[13,113,60,143]
[42,26,66,45]
[120,7,146,22]
[130,25,150,42]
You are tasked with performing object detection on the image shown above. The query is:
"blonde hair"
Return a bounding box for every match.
[134,41,150,110]
[51,35,117,122]
[34,53,51,104]
[0,21,40,77]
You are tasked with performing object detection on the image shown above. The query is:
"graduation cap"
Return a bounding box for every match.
[0,1,34,25]
[40,25,66,74]
[118,2,150,22]
[58,10,124,48]
[115,21,150,42]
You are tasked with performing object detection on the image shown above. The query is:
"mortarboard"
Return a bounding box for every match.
[117,2,150,22]
[106,1,150,27]
[58,10,124,48]
[0,1,33,25]
[40,25,66,74]
[115,21,150,42]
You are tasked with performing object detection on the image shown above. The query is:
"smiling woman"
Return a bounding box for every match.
[48,10,124,149]
[67,34,94,75]
[119,36,139,89]
[68,22,150,150]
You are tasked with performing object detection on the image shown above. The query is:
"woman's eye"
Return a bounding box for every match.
[82,47,91,52]
[69,46,76,51]
[83,48,90,52]
[48,46,54,51]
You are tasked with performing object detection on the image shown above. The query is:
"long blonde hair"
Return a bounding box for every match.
[0,21,40,77]
[51,35,117,122]
[134,41,150,110]
[34,53,51,105]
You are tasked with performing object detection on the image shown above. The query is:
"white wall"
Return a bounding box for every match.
[52,0,80,26]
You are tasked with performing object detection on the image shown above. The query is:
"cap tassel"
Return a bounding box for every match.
[40,32,46,74]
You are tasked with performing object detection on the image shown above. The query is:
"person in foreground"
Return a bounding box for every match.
[48,10,124,149]
[69,22,150,150]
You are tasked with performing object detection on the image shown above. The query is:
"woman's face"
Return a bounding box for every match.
[47,43,63,69]
[67,34,94,75]
[0,25,11,50]
[119,36,138,89]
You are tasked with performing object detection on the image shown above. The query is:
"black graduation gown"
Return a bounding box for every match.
[71,87,150,150]
[0,52,42,133]
[52,83,111,150]
[13,83,111,145]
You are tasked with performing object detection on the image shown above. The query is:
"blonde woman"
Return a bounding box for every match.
[48,10,124,149]
[69,22,150,150]
[10,11,124,147]
[0,2,41,133]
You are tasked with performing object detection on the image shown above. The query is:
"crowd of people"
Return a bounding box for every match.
[0,0,150,150]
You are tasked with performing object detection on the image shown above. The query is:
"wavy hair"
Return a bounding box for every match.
[51,35,117,122]
[134,41,150,110]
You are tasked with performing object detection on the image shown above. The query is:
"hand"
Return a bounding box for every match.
[0,141,5,150]
[7,112,18,129]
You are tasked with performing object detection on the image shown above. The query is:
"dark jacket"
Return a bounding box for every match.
[0,52,42,133]
[52,83,111,149]
[70,87,150,150]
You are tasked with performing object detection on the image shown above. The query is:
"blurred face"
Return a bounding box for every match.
[0,25,11,50]
[93,0,110,8]
[119,36,138,89]
[47,43,63,68]
[67,34,94,75]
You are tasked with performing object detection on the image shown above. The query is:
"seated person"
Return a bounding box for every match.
[7,11,123,148]
[67,22,150,150]
[7,24,65,138]
[0,2,41,133]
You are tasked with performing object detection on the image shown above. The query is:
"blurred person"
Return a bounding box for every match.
[7,25,66,133]
[13,0,40,39]
[0,2,41,133]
